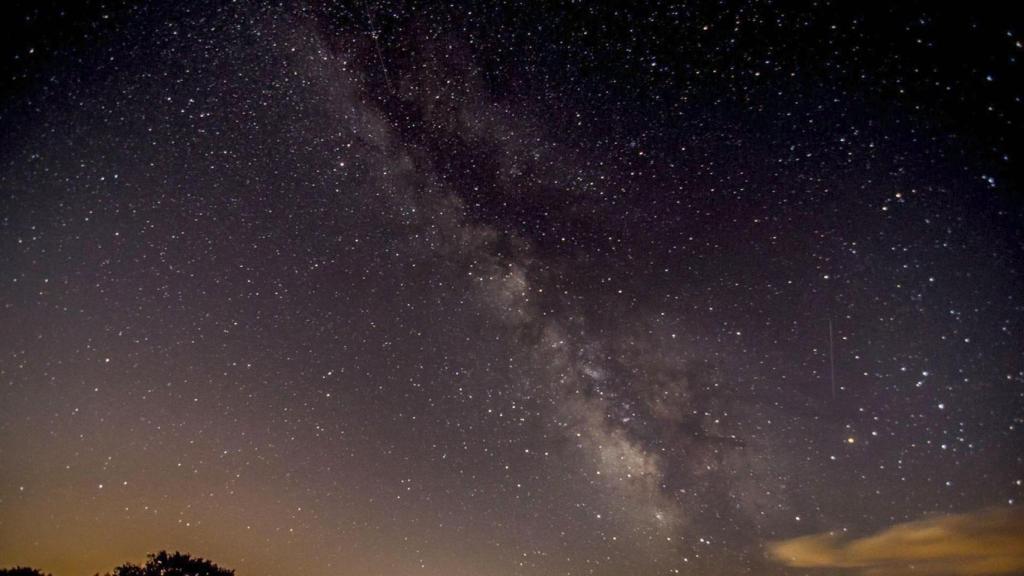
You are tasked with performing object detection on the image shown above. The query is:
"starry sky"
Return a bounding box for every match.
[1,1,1022,575]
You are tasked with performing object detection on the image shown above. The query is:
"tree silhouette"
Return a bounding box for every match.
[0,568,52,576]
[110,551,234,576]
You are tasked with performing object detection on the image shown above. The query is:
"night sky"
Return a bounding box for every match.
[1,2,1023,575]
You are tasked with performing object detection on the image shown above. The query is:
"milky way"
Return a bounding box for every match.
[1,2,1022,575]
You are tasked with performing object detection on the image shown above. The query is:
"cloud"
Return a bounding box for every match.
[768,507,1024,575]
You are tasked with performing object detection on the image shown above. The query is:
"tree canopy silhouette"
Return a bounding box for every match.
[109,551,234,576]
[0,568,52,576]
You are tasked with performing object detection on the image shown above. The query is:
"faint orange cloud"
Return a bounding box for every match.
[768,507,1024,575]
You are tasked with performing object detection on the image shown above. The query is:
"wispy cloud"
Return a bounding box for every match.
[768,507,1024,575]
